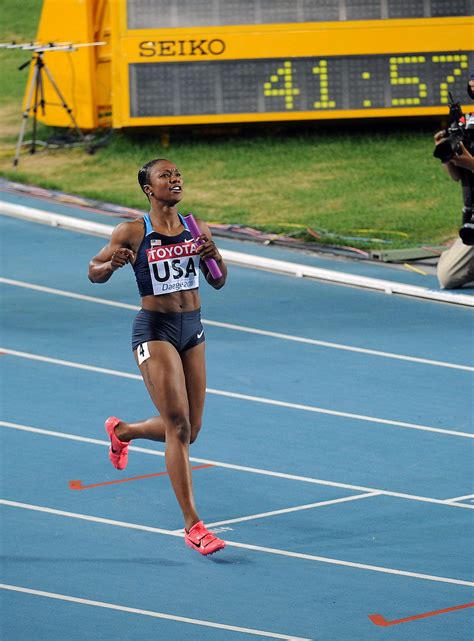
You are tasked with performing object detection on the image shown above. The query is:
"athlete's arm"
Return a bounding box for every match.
[195,220,227,289]
[88,223,136,283]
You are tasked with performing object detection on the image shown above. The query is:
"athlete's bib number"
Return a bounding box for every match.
[137,341,150,365]
[146,242,200,296]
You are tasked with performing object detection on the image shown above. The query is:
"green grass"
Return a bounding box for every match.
[0,0,43,103]
[0,0,463,250]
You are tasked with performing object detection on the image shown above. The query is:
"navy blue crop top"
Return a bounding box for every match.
[132,213,200,297]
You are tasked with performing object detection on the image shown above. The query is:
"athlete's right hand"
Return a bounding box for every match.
[111,248,135,270]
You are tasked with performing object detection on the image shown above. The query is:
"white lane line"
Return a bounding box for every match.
[205,388,474,439]
[1,420,473,511]
[444,494,474,504]
[197,492,381,530]
[0,584,312,641]
[2,500,473,587]
[2,348,472,439]
[0,277,139,311]
[1,277,472,372]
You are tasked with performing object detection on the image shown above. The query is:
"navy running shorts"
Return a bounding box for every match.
[132,308,205,353]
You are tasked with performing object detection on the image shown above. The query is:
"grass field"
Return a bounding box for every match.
[0,0,465,250]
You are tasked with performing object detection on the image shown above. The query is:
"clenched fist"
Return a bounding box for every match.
[111,248,135,271]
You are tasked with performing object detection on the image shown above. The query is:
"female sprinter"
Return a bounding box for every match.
[88,158,227,556]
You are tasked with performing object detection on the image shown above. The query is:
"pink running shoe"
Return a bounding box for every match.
[105,416,130,470]
[184,521,226,556]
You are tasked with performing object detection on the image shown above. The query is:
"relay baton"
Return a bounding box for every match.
[184,213,222,280]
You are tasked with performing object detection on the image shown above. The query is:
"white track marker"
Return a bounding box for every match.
[1,277,472,372]
[443,494,474,504]
[1,420,473,511]
[200,492,381,529]
[0,584,313,641]
[1,348,472,439]
[2,500,473,587]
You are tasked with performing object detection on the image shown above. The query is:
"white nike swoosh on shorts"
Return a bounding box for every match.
[197,330,204,339]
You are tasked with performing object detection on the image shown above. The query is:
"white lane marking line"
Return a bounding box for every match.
[204,321,474,373]
[1,277,472,372]
[2,348,472,439]
[197,492,381,530]
[2,420,473,511]
[2,500,474,587]
[0,584,312,641]
[0,277,139,311]
[205,388,474,439]
[444,494,474,504]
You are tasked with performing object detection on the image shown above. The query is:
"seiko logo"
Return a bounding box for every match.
[139,39,226,58]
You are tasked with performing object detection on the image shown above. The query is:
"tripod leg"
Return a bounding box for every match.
[42,63,85,141]
[13,59,39,167]
[30,62,42,155]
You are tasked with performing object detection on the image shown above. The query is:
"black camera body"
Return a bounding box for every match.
[433,93,474,163]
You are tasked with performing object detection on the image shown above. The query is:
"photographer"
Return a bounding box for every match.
[434,77,474,289]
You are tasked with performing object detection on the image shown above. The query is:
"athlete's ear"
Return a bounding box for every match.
[144,185,153,197]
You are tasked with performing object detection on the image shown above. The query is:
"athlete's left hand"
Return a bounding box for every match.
[196,235,222,262]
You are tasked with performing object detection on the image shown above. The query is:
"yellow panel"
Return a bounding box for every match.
[23,0,103,129]
[94,0,113,126]
[117,17,474,61]
[113,104,474,127]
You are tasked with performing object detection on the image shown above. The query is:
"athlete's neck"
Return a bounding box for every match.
[149,205,182,233]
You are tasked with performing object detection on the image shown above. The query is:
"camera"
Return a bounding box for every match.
[434,89,474,245]
[433,92,474,163]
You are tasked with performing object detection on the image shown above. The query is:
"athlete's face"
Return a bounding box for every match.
[147,161,183,204]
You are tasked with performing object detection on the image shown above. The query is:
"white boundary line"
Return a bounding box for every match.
[198,492,381,530]
[0,583,312,641]
[1,420,473,511]
[444,494,474,504]
[2,348,473,439]
[2,500,473,587]
[1,202,474,307]
[2,277,473,372]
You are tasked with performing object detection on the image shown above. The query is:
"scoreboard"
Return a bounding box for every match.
[26,0,474,129]
[112,0,474,126]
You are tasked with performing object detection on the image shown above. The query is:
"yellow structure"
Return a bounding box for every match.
[27,0,473,129]
[23,0,111,129]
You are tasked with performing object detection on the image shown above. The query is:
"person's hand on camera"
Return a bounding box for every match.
[451,143,474,171]
[434,130,448,145]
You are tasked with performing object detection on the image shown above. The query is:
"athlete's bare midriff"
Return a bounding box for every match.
[140,289,201,313]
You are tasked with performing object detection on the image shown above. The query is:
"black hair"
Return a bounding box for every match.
[137,158,168,195]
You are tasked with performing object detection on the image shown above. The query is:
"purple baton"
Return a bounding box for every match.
[184,213,222,280]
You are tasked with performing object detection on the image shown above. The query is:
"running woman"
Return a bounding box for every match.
[88,158,227,555]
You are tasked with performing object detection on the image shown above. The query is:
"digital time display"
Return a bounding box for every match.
[129,51,472,118]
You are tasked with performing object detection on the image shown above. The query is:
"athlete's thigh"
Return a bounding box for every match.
[135,341,189,420]
[180,342,206,428]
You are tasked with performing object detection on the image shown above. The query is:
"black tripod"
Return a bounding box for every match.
[13,50,86,166]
